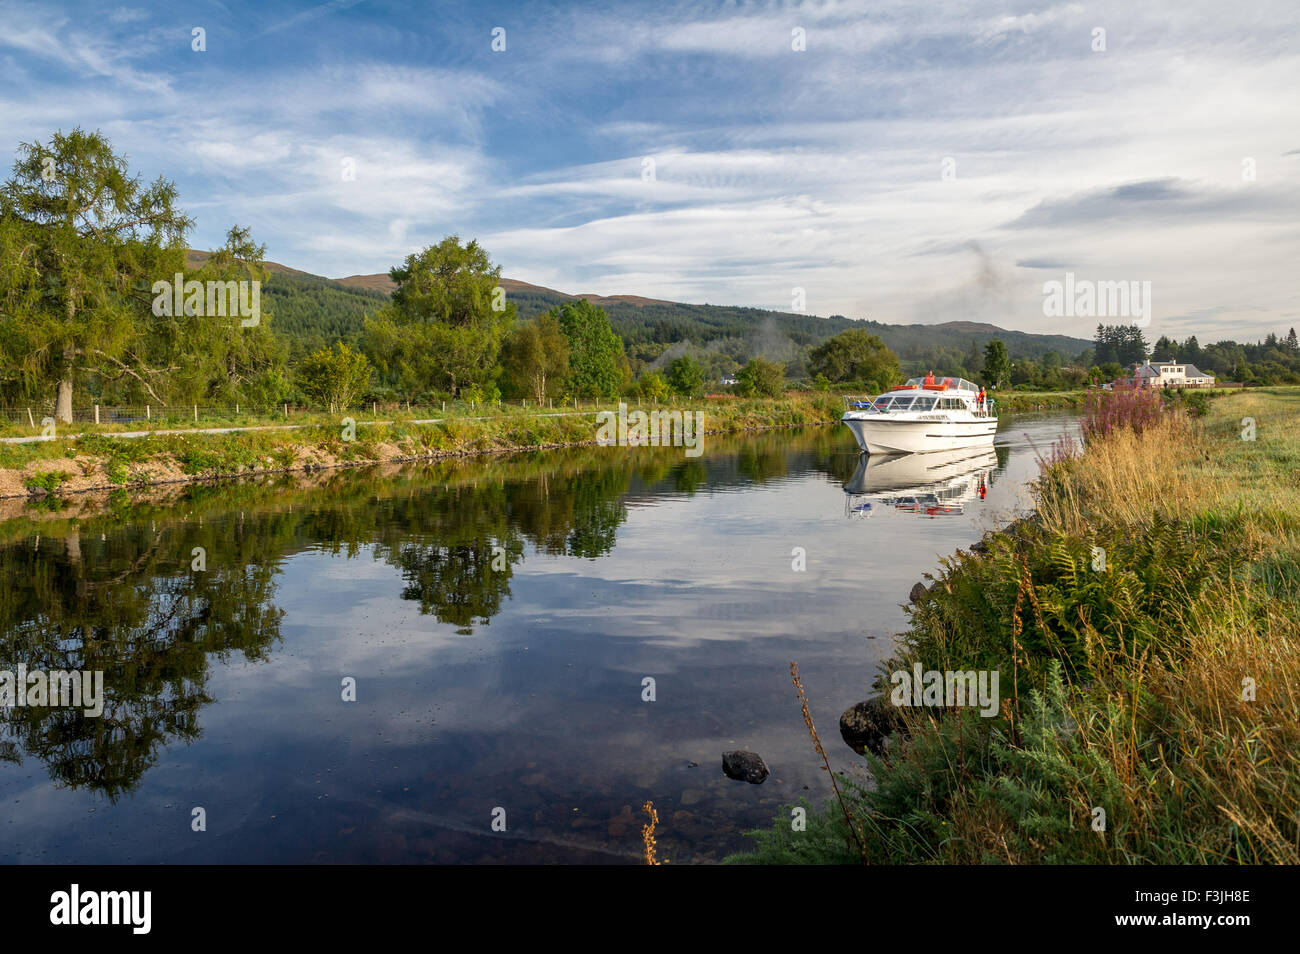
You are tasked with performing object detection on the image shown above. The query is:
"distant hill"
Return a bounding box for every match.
[188,251,1092,368]
[336,271,676,309]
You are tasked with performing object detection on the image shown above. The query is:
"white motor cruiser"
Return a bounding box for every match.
[841,376,998,455]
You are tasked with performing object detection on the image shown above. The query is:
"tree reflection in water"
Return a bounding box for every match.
[0,427,845,797]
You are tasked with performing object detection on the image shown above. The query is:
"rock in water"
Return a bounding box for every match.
[839,696,903,756]
[909,581,928,604]
[721,750,769,784]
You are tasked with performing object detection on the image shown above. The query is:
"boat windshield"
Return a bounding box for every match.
[912,396,937,411]
[891,396,916,410]
[872,396,895,410]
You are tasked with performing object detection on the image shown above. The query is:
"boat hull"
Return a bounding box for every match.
[840,415,998,454]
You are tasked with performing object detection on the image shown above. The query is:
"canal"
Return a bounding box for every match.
[0,414,1078,863]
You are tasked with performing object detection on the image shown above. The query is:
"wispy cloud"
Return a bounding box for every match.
[1,0,1297,341]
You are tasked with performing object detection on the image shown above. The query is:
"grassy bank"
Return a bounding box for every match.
[732,387,1300,864]
[992,389,1087,412]
[0,393,844,499]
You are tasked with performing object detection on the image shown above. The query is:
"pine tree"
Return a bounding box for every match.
[1,128,192,421]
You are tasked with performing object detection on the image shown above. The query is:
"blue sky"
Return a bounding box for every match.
[2,0,1297,341]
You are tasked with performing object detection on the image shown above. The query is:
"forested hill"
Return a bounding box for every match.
[187,251,389,362]
[200,252,1091,366]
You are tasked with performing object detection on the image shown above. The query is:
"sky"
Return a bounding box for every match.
[1,0,1297,342]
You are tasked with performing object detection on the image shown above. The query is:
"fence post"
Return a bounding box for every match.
[94,404,100,425]
[442,401,445,413]
[27,408,34,427]
[146,405,150,420]
[284,403,288,418]
[194,404,198,422]
[235,404,239,415]
[373,401,377,416]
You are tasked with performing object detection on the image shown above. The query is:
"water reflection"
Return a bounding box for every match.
[0,432,835,800]
[843,446,1006,518]
[0,521,284,799]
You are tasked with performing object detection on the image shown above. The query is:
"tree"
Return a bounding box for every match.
[1093,324,1148,368]
[554,299,624,399]
[664,355,705,398]
[0,213,43,403]
[807,329,901,391]
[1151,335,1177,362]
[166,225,288,406]
[501,312,569,405]
[633,371,669,402]
[298,342,371,409]
[363,236,513,400]
[1,128,192,421]
[966,339,984,379]
[1119,325,1148,366]
[1287,328,1299,354]
[982,339,1011,388]
[737,357,785,397]
[1010,356,1042,387]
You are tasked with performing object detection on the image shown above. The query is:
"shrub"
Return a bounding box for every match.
[1082,385,1165,440]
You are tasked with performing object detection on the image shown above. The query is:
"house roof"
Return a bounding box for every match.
[1131,361,1213,379]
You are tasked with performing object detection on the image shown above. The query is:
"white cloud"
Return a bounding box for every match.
[0,0,1297,339]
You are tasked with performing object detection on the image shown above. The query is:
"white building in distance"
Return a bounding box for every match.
[1130,359,1216,389]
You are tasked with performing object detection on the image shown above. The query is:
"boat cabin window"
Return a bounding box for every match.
[891,396,916,410]
[872,396,894,410]
[912,396,937,410]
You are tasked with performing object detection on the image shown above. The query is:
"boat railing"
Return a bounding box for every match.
[845,394,998,417]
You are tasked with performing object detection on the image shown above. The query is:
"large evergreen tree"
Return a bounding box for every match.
[983,339,1011,388]
[0,128,192,421]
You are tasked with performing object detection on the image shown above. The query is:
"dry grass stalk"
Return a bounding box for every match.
[790,660,868,861]
[641,800,661,865]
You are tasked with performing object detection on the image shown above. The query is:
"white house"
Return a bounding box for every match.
[1130,359,1215,389]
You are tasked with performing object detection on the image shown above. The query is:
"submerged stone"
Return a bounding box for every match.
[721,750,769,784]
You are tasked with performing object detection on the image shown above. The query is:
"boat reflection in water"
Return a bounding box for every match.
[843,446,999,518]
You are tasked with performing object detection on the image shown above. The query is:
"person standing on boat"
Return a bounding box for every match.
[924,370,935,386]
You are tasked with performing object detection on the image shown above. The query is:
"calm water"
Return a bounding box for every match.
[0,415,1077,864]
